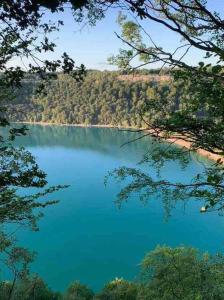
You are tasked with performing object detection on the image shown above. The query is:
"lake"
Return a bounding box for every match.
[5,125,224,292]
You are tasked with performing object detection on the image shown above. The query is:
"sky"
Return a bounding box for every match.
[15,1,224,71]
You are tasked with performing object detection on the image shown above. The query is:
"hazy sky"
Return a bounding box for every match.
[17,1,224,70]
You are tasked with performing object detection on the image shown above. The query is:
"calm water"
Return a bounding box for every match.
[4,125,224,291]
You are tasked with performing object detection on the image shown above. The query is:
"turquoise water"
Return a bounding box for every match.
[6,125,224,291]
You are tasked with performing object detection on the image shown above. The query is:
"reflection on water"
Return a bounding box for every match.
[12,124,208,166]
[13,125,154,162]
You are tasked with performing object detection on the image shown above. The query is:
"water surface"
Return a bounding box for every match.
[5,125,224,291]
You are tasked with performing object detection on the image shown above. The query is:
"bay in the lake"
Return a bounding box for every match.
[4,125,224,291]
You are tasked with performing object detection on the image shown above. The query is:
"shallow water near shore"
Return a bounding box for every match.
[3,125,224,292]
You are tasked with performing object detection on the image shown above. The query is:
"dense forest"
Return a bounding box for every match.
[1,245,224,300]
[8,70,173,128]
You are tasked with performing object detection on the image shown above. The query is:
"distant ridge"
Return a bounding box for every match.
[118,74,171,82]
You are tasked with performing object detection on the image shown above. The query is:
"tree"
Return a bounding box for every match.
[0,0,98,230]
[7,71,158,128]
[0,274,62,300]
[103,1,224,213]
[0,0,102,295]
[64,281,94,300]
[96,278,138,300]
[138,246,224,300]
[1,0,224,296]
[1,245,224,299]
[0,231,34,300]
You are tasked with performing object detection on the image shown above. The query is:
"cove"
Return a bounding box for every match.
[6,125,224,291]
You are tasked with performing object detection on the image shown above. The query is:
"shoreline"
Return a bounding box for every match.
[14,121,136,129]
[15,121,223,164]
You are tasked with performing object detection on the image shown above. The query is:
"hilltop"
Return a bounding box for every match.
[8,70,174,128]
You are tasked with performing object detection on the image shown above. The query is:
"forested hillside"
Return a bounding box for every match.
[8,71,174,128]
